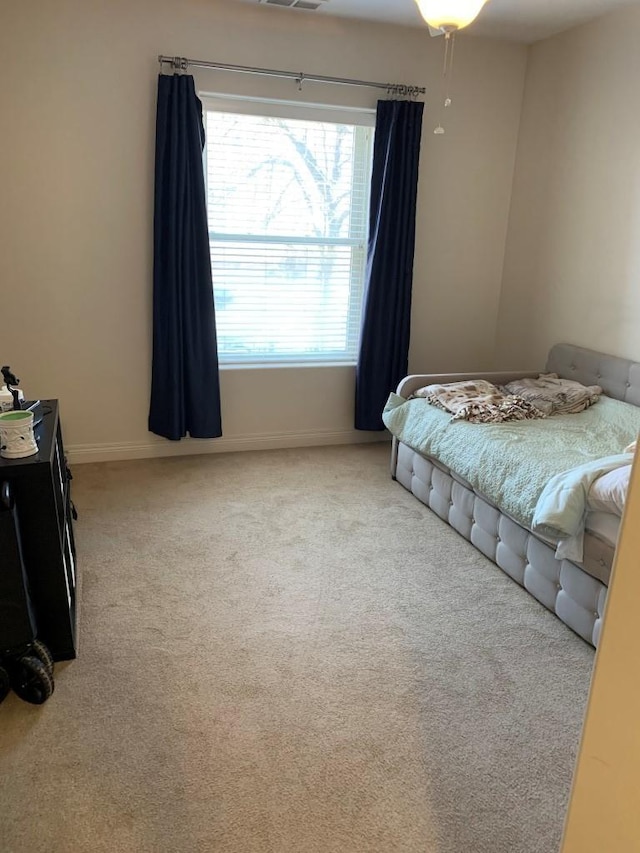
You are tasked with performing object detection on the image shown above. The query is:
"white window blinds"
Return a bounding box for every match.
[203,98,375,364]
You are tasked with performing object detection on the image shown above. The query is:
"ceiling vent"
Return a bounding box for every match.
[260,0,329,10]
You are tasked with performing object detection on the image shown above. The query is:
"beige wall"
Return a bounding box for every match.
[499,21,640,840]
[497,6,640,368]
[0,0,526,461]
[561,447,640,852]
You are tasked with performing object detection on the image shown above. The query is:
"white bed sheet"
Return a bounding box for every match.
[586,511,620,548]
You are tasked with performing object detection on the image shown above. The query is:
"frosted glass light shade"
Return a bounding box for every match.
[415,0,489,31]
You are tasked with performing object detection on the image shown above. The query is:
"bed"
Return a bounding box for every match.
[383,344,640,647]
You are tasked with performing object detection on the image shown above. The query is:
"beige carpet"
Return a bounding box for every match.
[0,443,593,853]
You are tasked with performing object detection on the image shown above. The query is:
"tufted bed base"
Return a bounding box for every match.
[389,344,640,648]
[393,442,608,646]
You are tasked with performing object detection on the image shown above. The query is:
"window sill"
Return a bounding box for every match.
[219,361,357,371]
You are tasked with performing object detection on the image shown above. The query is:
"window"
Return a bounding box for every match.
[203,97,375,365]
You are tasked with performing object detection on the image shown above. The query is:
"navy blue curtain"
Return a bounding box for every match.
[149,74,222,441]
[355,100,424,430]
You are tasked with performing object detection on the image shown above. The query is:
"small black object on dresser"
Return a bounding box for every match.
[0,400,78,662]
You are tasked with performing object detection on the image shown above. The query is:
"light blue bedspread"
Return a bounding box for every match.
[383,393,640,529]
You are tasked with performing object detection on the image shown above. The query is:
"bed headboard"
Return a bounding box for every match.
[547,344,640,406]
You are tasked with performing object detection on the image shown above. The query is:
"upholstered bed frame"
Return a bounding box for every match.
[390,344,640,647]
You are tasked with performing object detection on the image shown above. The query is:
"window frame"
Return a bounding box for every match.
[201,94,375,368]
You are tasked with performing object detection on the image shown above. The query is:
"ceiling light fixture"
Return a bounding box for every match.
[414,0,489,33]
[415,0,490,134]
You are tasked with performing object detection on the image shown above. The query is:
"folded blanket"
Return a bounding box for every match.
[504,374,602,416]
[589,465,631,515]
[532,453,633,561]
[413,379,543,424]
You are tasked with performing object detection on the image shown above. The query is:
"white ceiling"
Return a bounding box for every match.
[243,0,640,42]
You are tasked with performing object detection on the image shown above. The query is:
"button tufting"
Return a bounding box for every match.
[570,364,576,371]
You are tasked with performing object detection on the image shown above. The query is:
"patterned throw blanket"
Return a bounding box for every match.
[414,379,542,424]
[504,374,602,416]
[413,374,603,424]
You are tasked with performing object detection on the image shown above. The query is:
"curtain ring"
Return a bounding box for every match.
[171,57,188,74]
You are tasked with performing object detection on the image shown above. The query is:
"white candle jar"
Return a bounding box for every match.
[0,410,38,459]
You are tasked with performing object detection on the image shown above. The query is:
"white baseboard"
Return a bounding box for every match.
[66,428,389,464]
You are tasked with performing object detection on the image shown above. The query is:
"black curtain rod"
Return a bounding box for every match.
[157,56,426,98]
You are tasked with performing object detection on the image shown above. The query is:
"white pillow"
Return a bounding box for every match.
[588,466,631,516]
